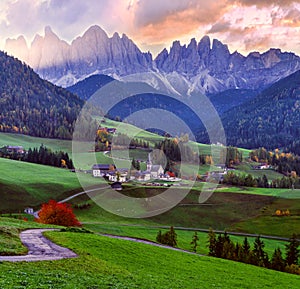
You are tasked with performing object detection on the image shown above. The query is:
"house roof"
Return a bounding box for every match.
[92,164,115,170]
[111,182,122,189]
[7,145,24,149]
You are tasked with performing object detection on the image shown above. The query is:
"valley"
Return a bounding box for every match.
[1,6,300,287]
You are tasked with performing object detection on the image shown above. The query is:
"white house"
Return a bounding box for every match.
[24,207,34,215]
[135,171,151,181]
[92,164,116,177]
[107,169,128,182]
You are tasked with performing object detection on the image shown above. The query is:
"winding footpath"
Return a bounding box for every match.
[0,229,77,262]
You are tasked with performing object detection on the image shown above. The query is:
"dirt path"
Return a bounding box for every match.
[99,233,200,255]
[0,229,77,262]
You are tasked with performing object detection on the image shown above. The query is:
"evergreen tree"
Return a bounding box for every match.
[252,236,268,267]
[235,242,243,262]
[190,232,199,253]
[156,230,163,244]
[215,234,224,258]
[242,237,251,263]
[207,228,217,256]
[271,248,285,271]
[285,234,300,266]
[167,226,177,247]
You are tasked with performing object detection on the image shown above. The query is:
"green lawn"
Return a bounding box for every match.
[235,163,284,180]
[0,158,103,212]
[0,217,59,256]
[82,223,288,257]
[1,229,299,288]
[0,132,72,153]
[216,186,300,199]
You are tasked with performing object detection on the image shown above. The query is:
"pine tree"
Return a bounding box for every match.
[190,232,199,253]
[285,234,300,266]
[242,237,251,263]
[207,228,217,256]
[252,236,268,267]
[215,234,224,258]
[271,248,285,271]
[156,230,163,244]
[167,226,177,247]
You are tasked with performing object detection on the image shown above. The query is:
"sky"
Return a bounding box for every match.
[1,0,300,57]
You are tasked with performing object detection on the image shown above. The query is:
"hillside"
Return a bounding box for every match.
[197,70,300,152]
[209,89,258,115]
[1,228,299,288]
[67,74,114,100]
[0,51,83,139]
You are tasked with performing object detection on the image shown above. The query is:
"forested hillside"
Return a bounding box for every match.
[0,51,84,139]
[67,74,114,100]
[199,70,300,153]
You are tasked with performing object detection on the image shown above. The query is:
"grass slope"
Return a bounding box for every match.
[0,217,58,255]
[1,230,299,288]
[0,132,72,153]
[0,158,103,212]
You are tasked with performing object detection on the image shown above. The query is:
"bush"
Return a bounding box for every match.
[36,200,81,227]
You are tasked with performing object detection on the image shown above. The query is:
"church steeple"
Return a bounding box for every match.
[146,153,152,171]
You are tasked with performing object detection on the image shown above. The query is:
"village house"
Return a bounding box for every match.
[4,145,25,154]
[253,163,270,170]
[24,207,34,215]
[134,171,151,181]
[111,181,122,190]
[107,169,128,182]
[92,164,116,177]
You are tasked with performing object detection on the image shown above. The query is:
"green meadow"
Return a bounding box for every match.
[0,218,299,289]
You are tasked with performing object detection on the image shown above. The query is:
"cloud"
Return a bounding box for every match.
[0,0,300,57]
[129,0,232,46]
[208,21,231,33]
[272,7,300,27]
[0,0,133,45]
[232,0,300,8]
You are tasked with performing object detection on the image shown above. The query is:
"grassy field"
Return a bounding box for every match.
[0,158,104,212]
[216,186,300,199]
[0,226,299,288]
[71,187,300,238]
[82,223,288,257]
[1,155,300,238]
[235,163,284,180]
[0,217,58,256]
[0,132,72,153]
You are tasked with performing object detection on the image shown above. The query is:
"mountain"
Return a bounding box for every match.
[198,70,300,153]
[0,51,83,139]
[5,26,300,95]
[208,89,259,115]
[5,26,153,88]
[67,74,115,100]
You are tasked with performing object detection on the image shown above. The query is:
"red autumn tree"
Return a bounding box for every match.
[37,200,81,227]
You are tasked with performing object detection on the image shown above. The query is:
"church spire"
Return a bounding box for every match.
[146,153,152,171]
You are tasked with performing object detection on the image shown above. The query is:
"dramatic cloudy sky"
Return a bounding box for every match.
[1,0,300,56]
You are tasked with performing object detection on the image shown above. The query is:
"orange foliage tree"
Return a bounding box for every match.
[37,200,81,226]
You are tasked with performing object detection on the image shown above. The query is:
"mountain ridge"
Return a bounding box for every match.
[5,25,300,95]
[0,51,83,139]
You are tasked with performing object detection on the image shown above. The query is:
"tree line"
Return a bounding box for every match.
[0,144,74,169]
[222,171,298,189]
[156,227,300,275]
[250,147,300,176]
[208,229,300,275]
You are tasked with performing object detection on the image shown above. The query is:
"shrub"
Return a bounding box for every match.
[36,200,81,227]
